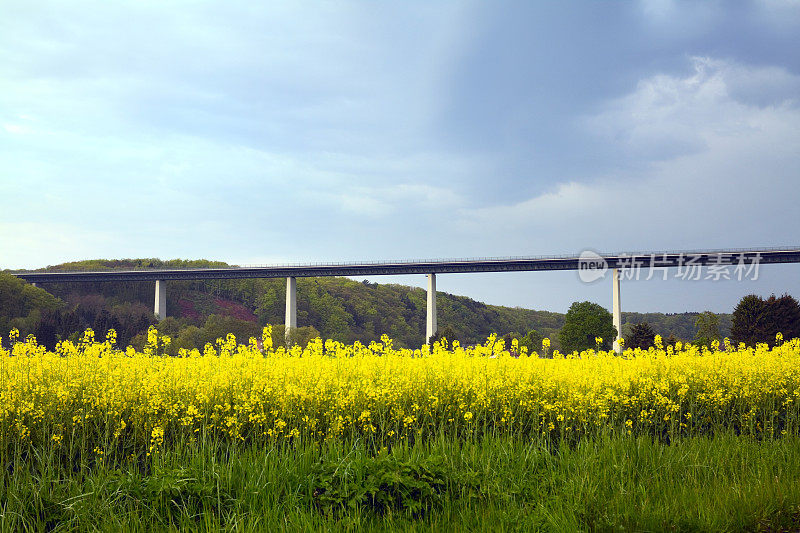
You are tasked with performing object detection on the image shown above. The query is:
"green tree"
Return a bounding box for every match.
[765,294,800,343]
[693,311,720,348]
[559,301,616,354]
[626,322,656,350]
[730,295,770,346]
[665,333,679,347]
[272,324,322,349]
[202,314,261,347]
[0,273,63,338]
[174,325,205,353]
[520,329,544,356]
[428,325,459,348]
[501,332,520,351]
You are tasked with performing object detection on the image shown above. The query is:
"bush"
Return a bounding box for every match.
[309,451,447,517]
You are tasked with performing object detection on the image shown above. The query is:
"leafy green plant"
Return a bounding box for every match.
[309,450,447,517]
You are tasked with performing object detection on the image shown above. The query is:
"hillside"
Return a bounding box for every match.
[3,259,730,349]
[0,273,63,337]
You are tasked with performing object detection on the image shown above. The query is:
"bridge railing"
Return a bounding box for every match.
[8,245,800,274]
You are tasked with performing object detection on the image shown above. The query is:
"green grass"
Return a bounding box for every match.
[2,434,800,531]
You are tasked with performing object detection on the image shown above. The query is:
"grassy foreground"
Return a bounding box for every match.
[3,332,800,530]
[2,434,800,532]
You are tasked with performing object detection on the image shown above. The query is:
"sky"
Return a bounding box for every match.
[1,0,800,314]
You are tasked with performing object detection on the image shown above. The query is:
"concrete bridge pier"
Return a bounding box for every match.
[285,276,297,343]
[612,269,622,353]
[154,280,167,320]
[426,273,437,343]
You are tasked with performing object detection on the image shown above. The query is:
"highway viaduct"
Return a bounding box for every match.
[12,247,800,351]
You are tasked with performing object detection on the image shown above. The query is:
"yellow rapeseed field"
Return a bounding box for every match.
[1,326,799,458]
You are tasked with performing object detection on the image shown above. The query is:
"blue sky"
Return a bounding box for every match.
[2,0,799,314]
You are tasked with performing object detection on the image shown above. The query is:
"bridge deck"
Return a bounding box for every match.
[10,248,800,283]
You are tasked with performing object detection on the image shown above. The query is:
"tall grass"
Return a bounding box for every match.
[2,434,799,531]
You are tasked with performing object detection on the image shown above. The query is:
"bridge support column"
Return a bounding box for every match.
[154,280,167,320]
[426,273,437,344]
[612,269,621,353]
[285,276,297,343]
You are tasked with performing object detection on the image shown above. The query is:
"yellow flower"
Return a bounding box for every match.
[0,327,798,452]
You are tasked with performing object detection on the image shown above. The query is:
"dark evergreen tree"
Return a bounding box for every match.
[428,326,459,348]
[59,308,81,342]
[765,294,800,343]
[626,322,656,350]
[731,295,770,346]
[35,309,60,349]
[93,309,112,339]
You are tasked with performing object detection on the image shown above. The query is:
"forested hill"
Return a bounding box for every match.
[2,259,729,349]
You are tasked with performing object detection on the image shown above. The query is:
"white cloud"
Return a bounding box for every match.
[464,58,800,253]
[584,57,800,161]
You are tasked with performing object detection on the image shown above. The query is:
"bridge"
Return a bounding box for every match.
[12,247,800,351]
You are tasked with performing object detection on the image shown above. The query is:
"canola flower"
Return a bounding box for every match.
[1,326,800,460]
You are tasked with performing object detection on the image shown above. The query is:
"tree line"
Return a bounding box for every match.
[4,259,791,353]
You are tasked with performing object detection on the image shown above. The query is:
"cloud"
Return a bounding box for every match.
[0,1,472,155]
[584,57,800,161]
[0,1,485,268]
[464,58,800,252]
